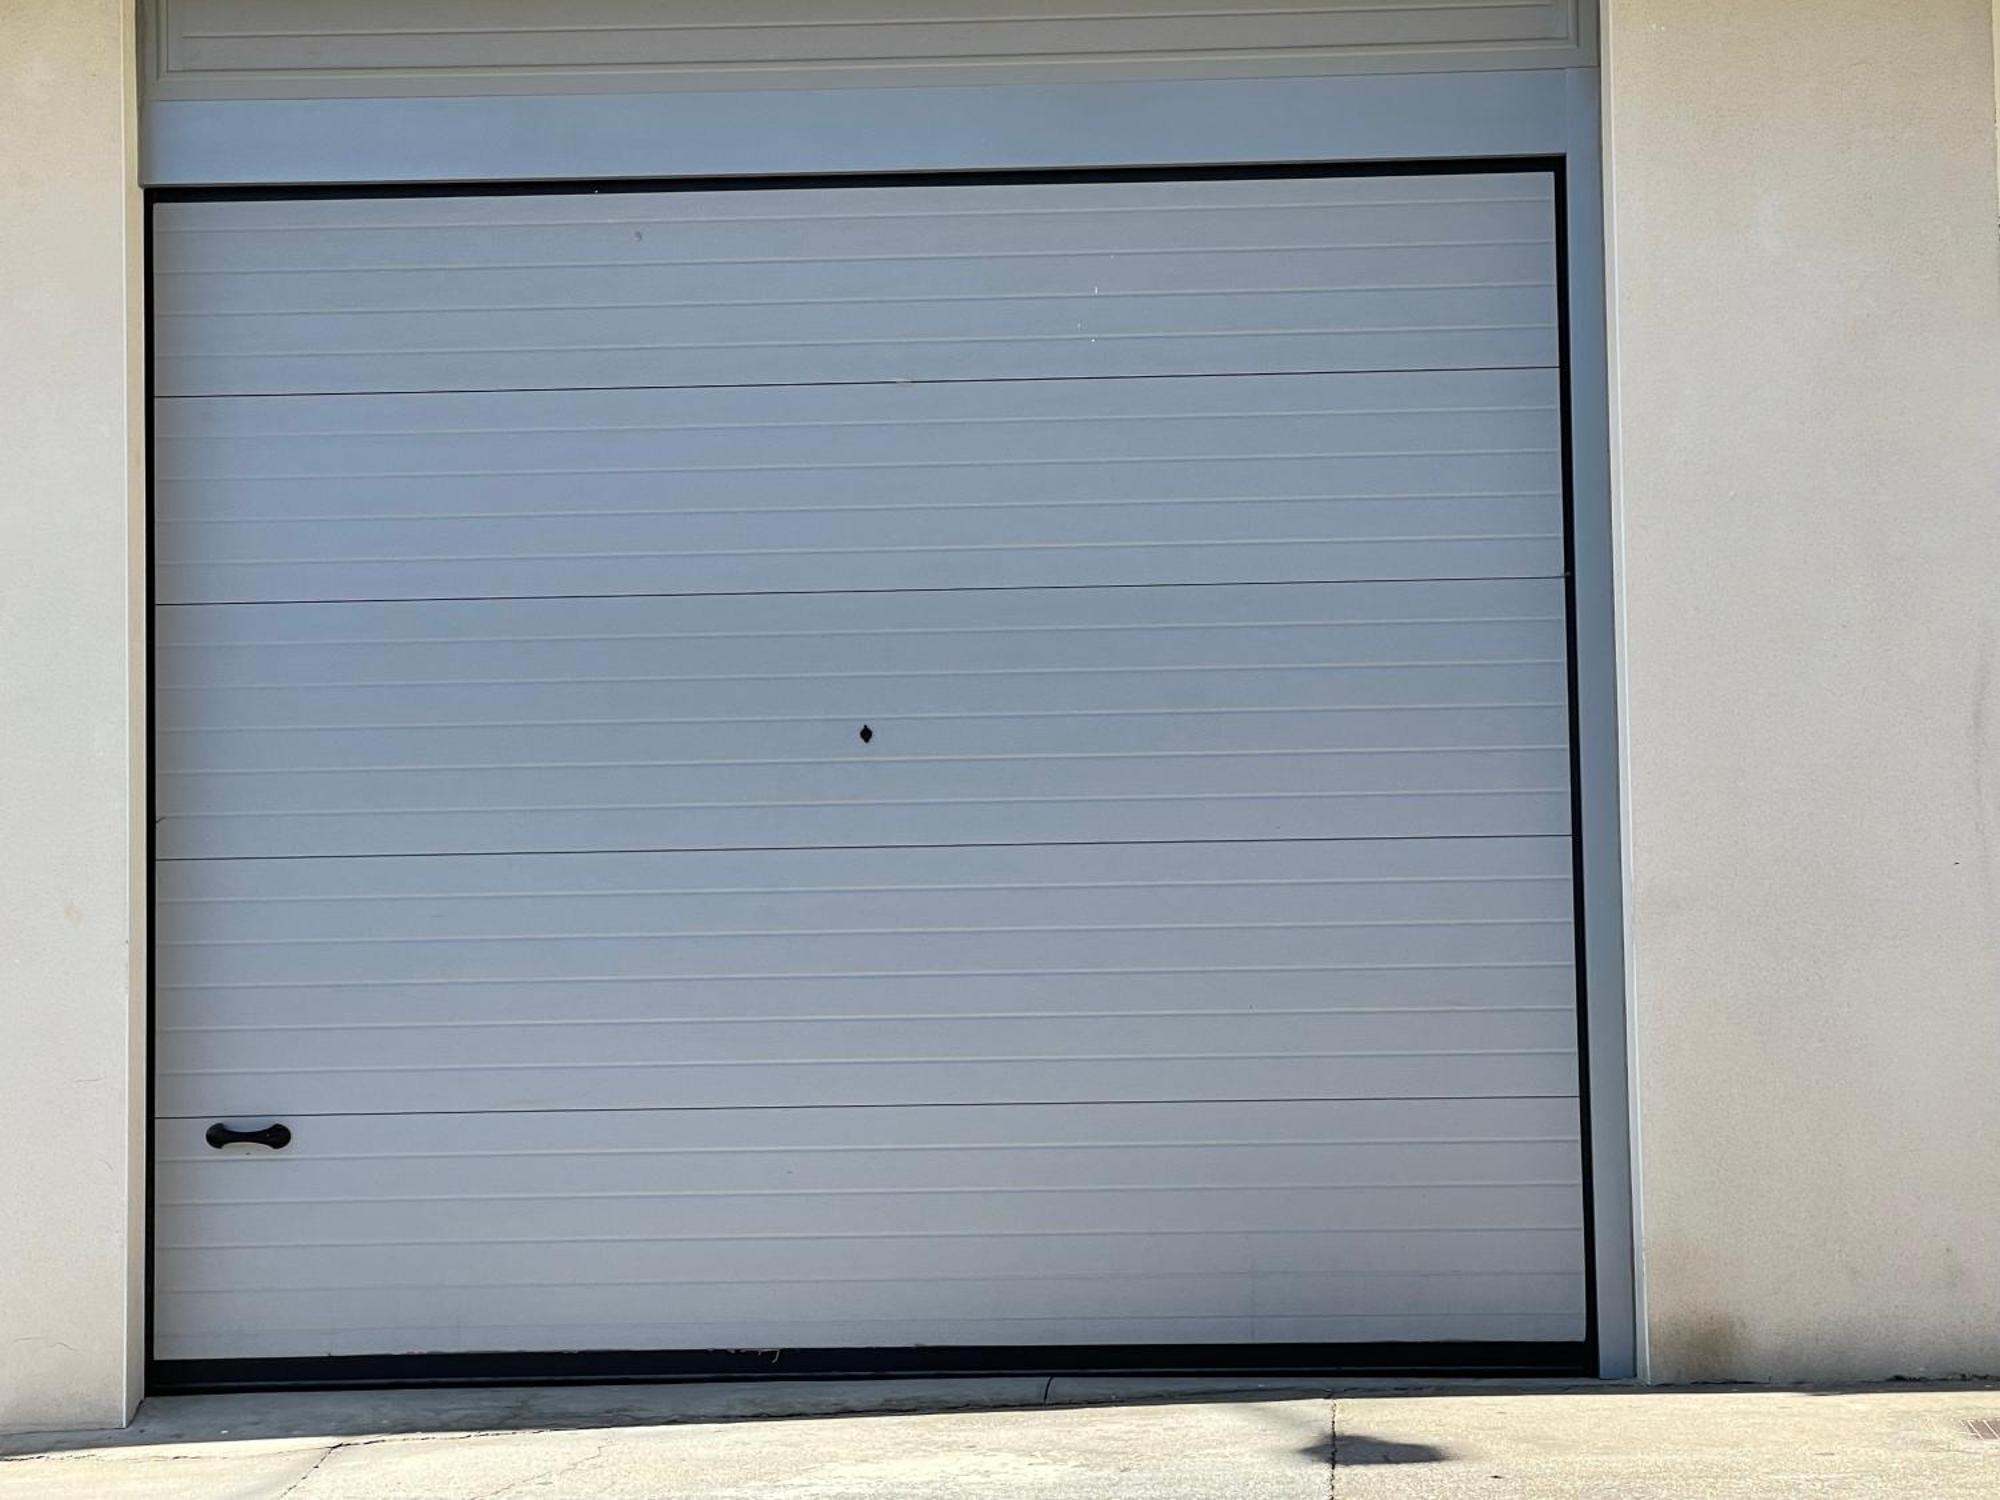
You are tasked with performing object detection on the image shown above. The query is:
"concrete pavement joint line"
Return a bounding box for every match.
[1328,1398,1338,1500]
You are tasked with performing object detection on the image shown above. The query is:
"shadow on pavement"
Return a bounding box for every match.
[1336,1433,1451,1465]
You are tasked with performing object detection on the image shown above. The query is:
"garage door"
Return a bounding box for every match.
[151,168,1586,1371]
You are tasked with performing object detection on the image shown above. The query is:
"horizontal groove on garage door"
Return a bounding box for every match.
[153,1097,1585,1360]
[152,369,1562,604]
[152,174,1557,396]
[156,837,1577,1117]
[155,579,1572,859]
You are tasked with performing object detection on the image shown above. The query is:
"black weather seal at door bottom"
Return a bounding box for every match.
[152,1340,1590,1395]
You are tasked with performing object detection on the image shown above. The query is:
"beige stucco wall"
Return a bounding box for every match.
[0,0,146,1431]
[1602,0,2000,1381]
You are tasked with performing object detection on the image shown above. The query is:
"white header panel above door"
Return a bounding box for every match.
[148,1,1595,102]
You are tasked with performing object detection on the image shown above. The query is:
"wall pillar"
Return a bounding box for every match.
[0,0,146,1431]
[1602,0,2000,1381]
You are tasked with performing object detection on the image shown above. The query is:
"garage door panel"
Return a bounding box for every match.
[159,905,1574,987]
[155,1296,1582,1364]
[161,798,1574,861]
[158,838,1577,1116]
[172,1279,1585,1334]
[160,660,1569,733]
[164,750,1569,806]
[160,922,1575,992]
[156,578,1567,680]
[159,835,1576,933]
[170,1183,1589,1245]
[153,1098,1582,1358]
[159,1097,1586,1229]
[157,1311,1580,1362]
[169,1054,1581,1118]
[154,176,1556,396]
[160,1225,1587,1297]
[157,517,1563,605]
[157,581,1571,857]
[170,1141,1585,1206]
[162,328,1559,406]
[162,968,1581,1116]
[154,368,1557,470]
[167,709,1572,778]
[154,371,1561,603]
[170,540,1566,607]
[157,242,1559,321]
[164,967,1578,1026]
[154,176,1556,275]
[159,755,1571,859]
[161,1020,1579,1119]
[158,289,1559,398]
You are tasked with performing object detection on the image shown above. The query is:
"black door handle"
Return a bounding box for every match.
[206,1122,292,1151]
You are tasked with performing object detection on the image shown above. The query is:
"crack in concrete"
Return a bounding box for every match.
[272,1443,339,1499]
[472,1439,610,1500]
[0,1450,239,1466]
[2,1426,514,1469]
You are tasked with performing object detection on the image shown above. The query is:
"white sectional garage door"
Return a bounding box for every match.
[151,169,1587,1368]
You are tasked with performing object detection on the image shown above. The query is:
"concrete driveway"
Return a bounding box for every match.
[3,1378,1999,1498]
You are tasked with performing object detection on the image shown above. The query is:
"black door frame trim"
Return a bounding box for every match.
[145,154,1595,1397]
